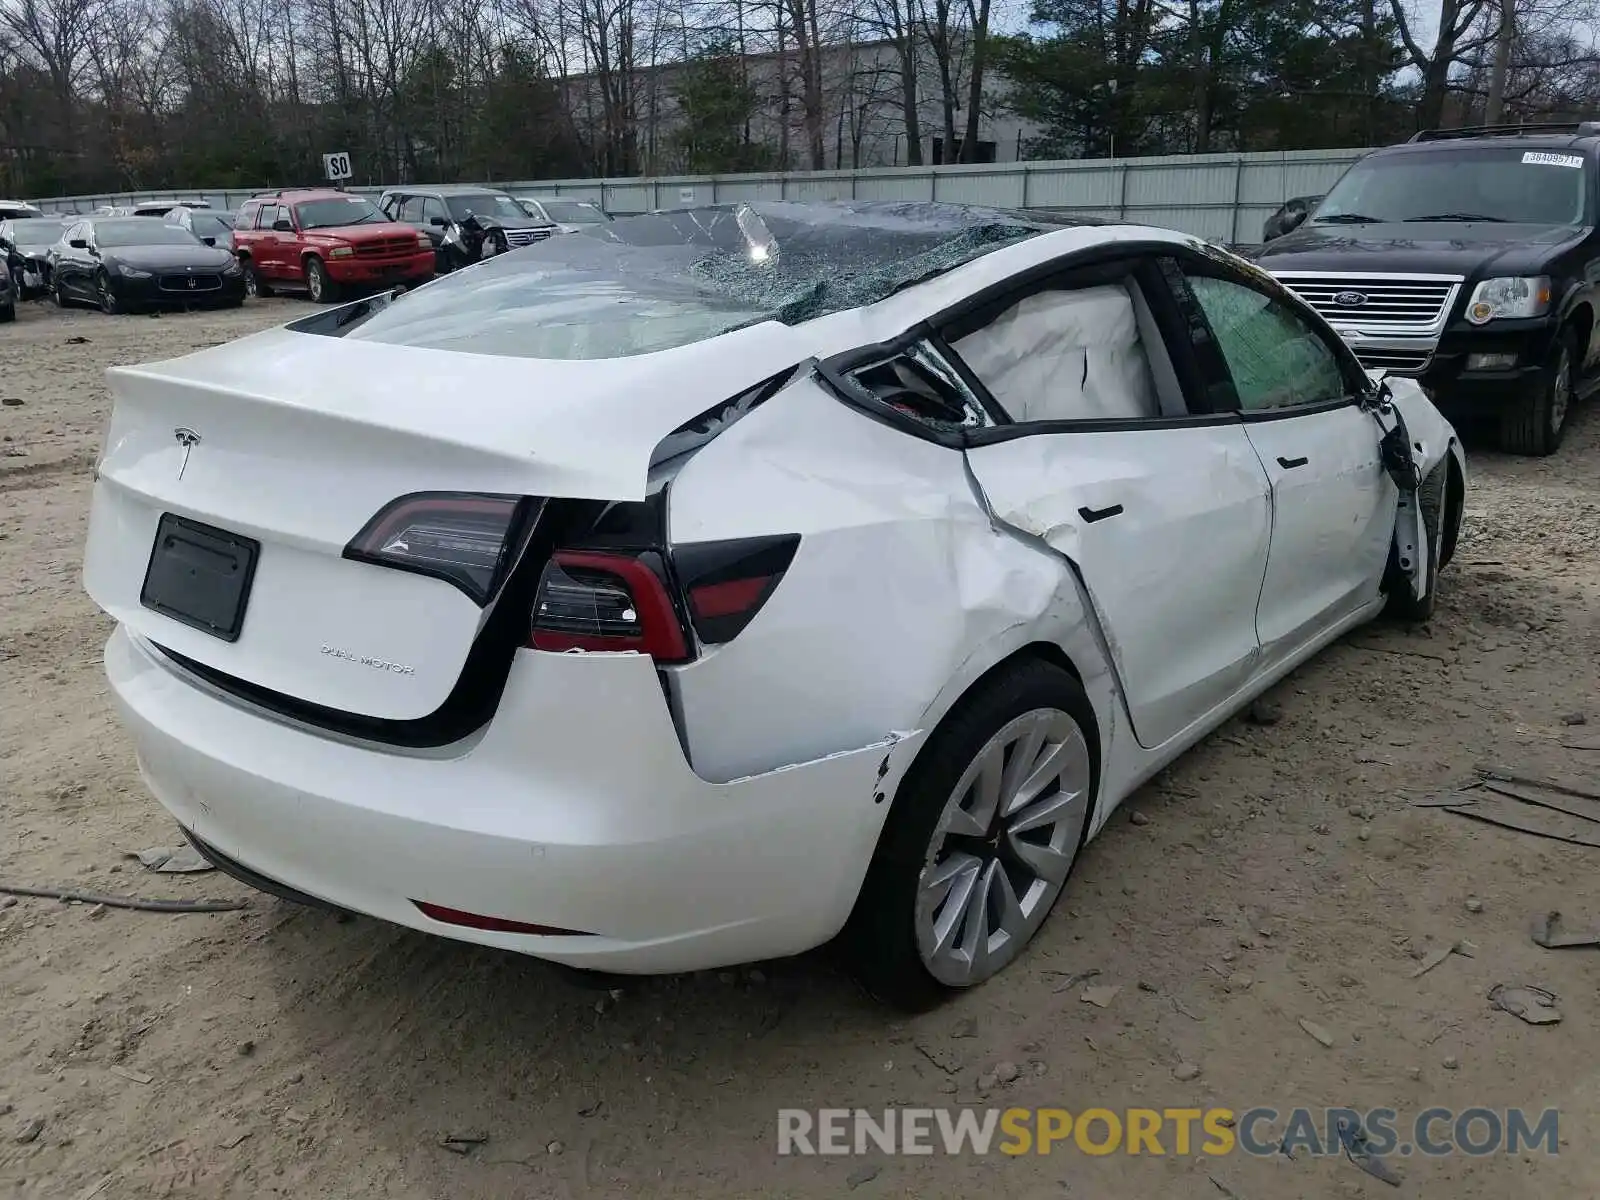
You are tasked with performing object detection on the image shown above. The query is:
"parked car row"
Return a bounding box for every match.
[0,189,617,318]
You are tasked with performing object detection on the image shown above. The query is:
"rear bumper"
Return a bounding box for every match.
[105,626,923,973]
[325,252,435,285]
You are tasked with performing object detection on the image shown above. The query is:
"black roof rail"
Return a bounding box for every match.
[1410,121,1600,142]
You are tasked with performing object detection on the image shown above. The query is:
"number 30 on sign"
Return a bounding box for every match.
[323,152,353,181]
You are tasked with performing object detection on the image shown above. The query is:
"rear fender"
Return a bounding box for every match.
[663,374,1118,790]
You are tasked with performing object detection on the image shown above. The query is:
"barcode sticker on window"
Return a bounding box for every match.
[1522,151,1585,168]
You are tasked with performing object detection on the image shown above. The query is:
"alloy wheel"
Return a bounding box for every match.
[1550,346,1571,438]
[307,261,325,302]
[914,707,1091,987]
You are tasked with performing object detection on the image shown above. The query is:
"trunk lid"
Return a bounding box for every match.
[83,319,804,720]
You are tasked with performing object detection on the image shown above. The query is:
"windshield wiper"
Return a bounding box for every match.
[1404,213,1507,223]
[1314,213,1383,224]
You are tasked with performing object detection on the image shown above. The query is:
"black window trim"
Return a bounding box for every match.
[931,244,1242,440]
[813,239,1260,449]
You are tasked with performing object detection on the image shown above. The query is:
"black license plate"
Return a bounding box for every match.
[140,514,260,642]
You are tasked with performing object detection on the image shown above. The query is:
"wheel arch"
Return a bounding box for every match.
[1562,298,1593,365]
[1440,442,1466,569]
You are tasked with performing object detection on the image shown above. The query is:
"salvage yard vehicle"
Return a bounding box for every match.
[1261,195,1323,243]
[2,216,70,299]
[234,189,435,303]
[167,207,239,252]
[1259,121,1600,456]
[49,217,244,313]
[82,201,1465,1009]
[378,185,558,270]
[0,199,43,221]
[0,252,13,321]
[511,195,613,234]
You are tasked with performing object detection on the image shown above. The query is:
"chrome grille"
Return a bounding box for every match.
[1271,273,1463,335]
[504,227,554,248]
[355,237,419,259]
[158,273,221,292]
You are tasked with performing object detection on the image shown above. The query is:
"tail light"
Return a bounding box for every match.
[530,551,689,662]
[344,492,537,604]
[528,535,799,662]
[675,534,800,645]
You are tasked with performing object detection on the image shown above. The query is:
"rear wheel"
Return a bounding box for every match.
[305,255,338,304]
[242,260,271,298]
[1499,330,1573,456]
[843,658,1097,1010]
[0,300,14,323]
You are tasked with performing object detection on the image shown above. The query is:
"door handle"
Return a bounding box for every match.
[1277,455,1309,469]
[1078,504,1124,523]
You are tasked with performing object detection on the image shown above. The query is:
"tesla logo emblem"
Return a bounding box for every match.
[1332,290,1369,307]
[173,427,200,479]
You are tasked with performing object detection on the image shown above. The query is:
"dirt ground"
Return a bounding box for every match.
[1,292,1598,1200]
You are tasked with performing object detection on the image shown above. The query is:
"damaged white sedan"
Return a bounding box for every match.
[83,201,1465,1009]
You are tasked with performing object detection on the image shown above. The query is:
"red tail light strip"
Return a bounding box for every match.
[528,550,689,663]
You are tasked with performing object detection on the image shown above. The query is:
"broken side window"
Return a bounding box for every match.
[844,341,994,433]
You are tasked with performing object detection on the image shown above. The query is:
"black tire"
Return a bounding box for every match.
[1384,462,1447,623]
[242,260,271,298]
[842,657,1099,1011]
[0,301,14,324]
[95,270,120,315]
[304,255,338,304]
[1499,329,1574,456]
[51,276,67,308]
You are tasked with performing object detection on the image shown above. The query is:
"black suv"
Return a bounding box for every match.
[1256,122,1600,455]
[377,186,557,272]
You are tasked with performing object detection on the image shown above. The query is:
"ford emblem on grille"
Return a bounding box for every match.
[1332,290,1368,307]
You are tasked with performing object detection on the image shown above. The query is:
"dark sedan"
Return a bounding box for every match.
[1,217,72,299]
[50,218,245,314]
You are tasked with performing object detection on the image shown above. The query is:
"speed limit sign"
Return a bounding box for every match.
[322,151,353,182]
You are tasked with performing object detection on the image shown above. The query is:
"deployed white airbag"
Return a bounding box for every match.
[954,283,1158,423]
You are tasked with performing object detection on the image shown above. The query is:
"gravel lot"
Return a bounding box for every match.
[2,294,1598,1200]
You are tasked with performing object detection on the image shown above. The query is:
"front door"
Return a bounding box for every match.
[1182,271,1395,659]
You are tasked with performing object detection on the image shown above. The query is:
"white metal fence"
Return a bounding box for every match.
[25,147,1367,244]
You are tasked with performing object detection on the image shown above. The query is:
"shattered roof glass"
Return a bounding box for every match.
[338,201,1079,360]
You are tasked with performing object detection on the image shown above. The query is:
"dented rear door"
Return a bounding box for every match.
[963,423,1271,749]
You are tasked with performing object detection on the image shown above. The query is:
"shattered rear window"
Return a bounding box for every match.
[335,201,1057,360]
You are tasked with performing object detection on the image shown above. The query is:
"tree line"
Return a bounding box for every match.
[1,0,1598,197]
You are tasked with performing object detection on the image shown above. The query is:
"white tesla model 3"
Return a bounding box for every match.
[83,201,1465,1009]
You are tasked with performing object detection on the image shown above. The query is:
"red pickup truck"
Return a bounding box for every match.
[233,189,436,303]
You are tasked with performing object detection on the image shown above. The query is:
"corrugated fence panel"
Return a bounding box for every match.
[1017,163,1121,212]
[25,147,1374,236]
[853,171,936,201]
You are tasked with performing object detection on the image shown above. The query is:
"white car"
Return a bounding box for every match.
[82,202,1465,1009]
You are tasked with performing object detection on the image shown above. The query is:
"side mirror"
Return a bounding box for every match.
[69,237,87,249]
[202,236,216,246]
[273,219,293,232]
[1283,208,1309,233]
[429,216,449,228]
